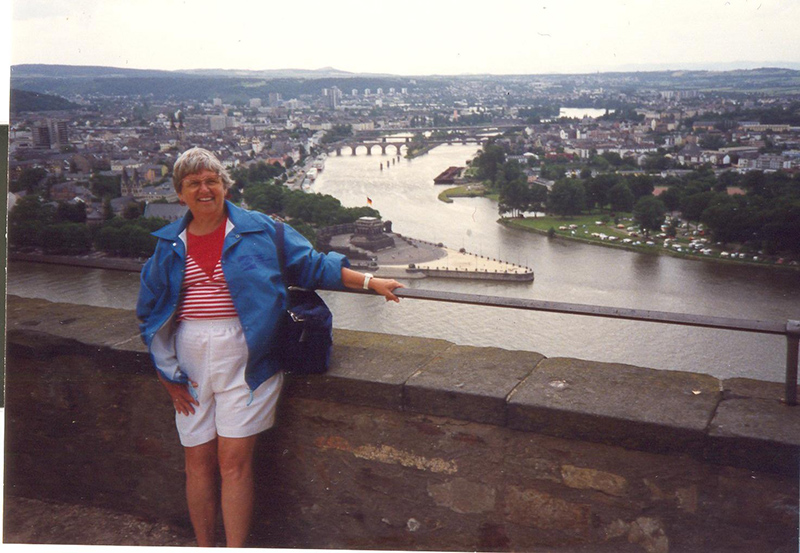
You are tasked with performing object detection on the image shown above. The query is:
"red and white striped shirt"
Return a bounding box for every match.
[176,220,238,321]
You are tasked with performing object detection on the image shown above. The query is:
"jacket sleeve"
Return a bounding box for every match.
[136,244,185,383]
[282,222,350,290]
[136,255,158,340]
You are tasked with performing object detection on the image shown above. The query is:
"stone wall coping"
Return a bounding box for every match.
[6,295,799,475]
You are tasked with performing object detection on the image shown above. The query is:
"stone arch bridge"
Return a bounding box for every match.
[331,136,488,156]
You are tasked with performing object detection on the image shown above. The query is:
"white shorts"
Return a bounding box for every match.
[174,318,284,448]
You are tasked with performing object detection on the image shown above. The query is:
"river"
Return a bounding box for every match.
[8,143,800,382]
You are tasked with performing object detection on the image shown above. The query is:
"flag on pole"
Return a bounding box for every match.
[367,197,373,206]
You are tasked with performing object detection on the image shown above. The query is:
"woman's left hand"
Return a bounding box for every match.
[370,277,405,303]
[341,268,404,302]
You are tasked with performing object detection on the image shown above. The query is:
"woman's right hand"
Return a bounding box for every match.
[158,372,199,416]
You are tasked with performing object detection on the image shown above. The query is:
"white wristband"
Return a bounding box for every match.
[363,273,373,290]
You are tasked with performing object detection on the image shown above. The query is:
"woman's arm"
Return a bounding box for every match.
[341,267,405,303]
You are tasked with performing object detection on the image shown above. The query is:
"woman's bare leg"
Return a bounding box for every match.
[217,435,259,548]
[184,439,219,547]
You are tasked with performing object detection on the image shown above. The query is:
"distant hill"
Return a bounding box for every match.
[10,64,416,103]
[178,66,366,79]
[11,64,188,79]
[10,88,81,113]
[10,64,800,104]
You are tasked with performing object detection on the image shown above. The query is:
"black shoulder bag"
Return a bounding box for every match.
[274,221,334,375]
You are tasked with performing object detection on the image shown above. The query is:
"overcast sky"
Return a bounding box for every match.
[4,0,800,123]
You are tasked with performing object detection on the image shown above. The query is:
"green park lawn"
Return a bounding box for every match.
[504,213,641,243]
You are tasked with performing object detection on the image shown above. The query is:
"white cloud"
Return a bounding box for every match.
[8,0,800,75]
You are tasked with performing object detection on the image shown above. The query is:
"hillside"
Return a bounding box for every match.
[10,88,81,113]
[10,64,800,103]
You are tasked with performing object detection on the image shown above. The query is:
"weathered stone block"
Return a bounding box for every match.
[560,464,629,497]
[284,329,452,410]
[5,295,145,353]
[404,344,543,425]
[507,357,721,455]
[707,394,800,476]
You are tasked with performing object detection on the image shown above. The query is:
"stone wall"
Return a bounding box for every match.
[4,295,799,551]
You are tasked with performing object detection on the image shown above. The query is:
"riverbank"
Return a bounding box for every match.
[501,215,800,270]
[8,235,535,283]
[435,180,799,270]
[8,251,146,272]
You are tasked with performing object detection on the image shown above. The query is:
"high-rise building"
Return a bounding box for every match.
[323,86,342,109]
[49,120,69,147]
[33,123,51,149]
[32,119,69,149]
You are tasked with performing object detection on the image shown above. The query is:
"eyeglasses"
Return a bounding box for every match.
[182,177,223,192]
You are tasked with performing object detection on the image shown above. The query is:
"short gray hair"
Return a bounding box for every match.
[172,147,234,193]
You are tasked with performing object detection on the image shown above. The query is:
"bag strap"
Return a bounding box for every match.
[275,220,286,279]
[275,220,292,288]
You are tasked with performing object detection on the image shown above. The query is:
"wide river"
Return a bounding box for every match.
[8,144,800,382]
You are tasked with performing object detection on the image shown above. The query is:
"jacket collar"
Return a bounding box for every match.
[152,200,269,241]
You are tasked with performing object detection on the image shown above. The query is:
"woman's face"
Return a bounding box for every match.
[178,169,226,219]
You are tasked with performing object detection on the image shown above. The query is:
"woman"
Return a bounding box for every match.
[137,147,403,547]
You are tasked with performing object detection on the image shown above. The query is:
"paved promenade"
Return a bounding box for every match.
[330,233,532,279]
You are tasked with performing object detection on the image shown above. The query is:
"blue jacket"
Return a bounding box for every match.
[136,201,349,391]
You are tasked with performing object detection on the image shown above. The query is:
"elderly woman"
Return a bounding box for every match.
[137,147,403,547]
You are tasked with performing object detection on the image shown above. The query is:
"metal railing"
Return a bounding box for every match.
[345,287,800,405]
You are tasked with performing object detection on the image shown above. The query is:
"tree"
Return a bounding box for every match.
[659,187,683,212]
[90,173,121,199]
[11,167,48,193]
[587,174,620,210]
[699,133,726,150]
[548,180,586,217]
[633,196,666,237]
[641,153,672,171]
[540,163,566,180]
[681,191,722,228]
[56,201,87,223]
[700,196,751,244]
[8,195,54,249]
[757,202,800,255]
[473,144,506,184]
[123,201,143,220]
[625,174,655,200]
[41,223,92,255]
[716,170,740,192]
[607,182,635,213]
[529,184,549,216]
[498,178,531,218]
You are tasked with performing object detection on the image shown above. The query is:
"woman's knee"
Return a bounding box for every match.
[217,436,257,481]
[184,439,219,479]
